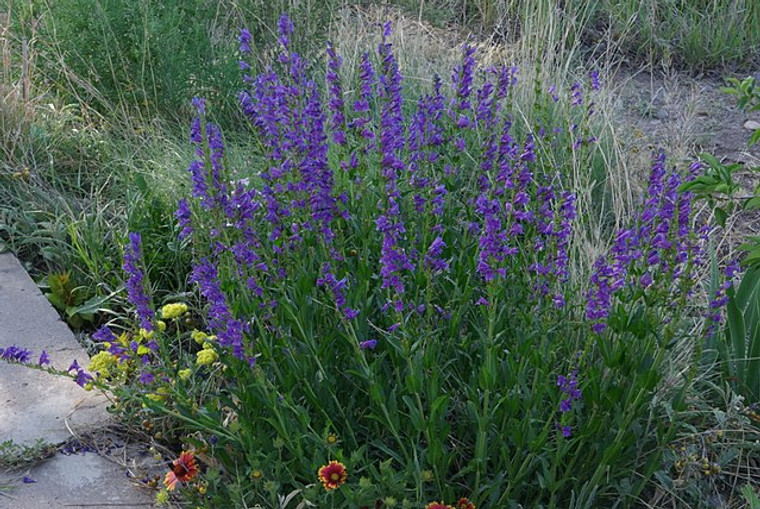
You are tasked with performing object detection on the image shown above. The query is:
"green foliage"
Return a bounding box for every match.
[16,0,343,131]
[0,439,57,471]
[593,0,760,71]
[723,76,760,147]
[679,152,742,228]
[39,271,109,329]
[90,24,722,507]
[716,266,760,404]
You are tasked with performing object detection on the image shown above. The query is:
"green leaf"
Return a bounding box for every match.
[714,207,728,227]
[750,128,760,147]
[46,293,66,312]
[747,314,760,403]
[745,197,760,210]
[726,297,746,380]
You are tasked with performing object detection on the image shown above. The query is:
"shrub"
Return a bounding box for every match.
[2,14,733,508]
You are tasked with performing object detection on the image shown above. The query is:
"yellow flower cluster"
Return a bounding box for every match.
[88,351,117,379]
[196,343,218,366]
[161,302,188,319]
[191,330,216,344]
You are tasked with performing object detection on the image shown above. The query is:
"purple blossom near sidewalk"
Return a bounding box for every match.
[93,325,117,343]
[122,232,155,331]
[0,345,32,363]
[38,350,50,366]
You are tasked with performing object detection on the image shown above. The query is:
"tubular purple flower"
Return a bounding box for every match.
[239,28,252,54]
[93,326,117,343]
[175,198,193,240]
[38,350,50,366]
[123,232,155,331]
[277,14,294,48]
[190,258,245,358]
[0,345,32,363]
[589,70,601,91]
[452,44,477,111]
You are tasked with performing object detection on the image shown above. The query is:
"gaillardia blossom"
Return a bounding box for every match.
[317,460,347,490]
[163,451,199,491]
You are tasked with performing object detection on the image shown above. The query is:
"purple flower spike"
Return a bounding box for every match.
[175,199,193,240]
[122,232,155,331]
[239,28,252,54]
[0,345,32,364]
[278,14,294,48]
[589,70,601,91]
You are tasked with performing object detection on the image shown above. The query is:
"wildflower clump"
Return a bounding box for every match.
[99,13,734,509]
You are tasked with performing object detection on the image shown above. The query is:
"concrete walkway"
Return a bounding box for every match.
[0,253,155,508]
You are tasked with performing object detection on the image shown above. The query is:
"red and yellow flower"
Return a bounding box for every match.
[457,498,476,509]
[317,460,348,490]
[163,451,199,491]
[425,503,454,509]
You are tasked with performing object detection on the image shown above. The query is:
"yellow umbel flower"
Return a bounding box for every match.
[178,368,192,381]
[156,320,167,332]
[161,303,188,320]
[191,330,208,344]
[139,328,154,340]
[88,351,117,379]
[196,348,218,366]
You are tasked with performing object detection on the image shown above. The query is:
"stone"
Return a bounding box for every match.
[0,253,155,508]
[744,120,760,131]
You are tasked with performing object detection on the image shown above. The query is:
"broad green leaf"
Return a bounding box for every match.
[726,297,746,380]
[750,128,760,147]
[748,309,760,402]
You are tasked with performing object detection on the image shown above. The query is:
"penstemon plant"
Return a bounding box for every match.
[0,14,733,509]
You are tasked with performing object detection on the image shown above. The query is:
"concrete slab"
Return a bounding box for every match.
[1,453,155,508]
[0,253,158,508]
[0,252,109,445]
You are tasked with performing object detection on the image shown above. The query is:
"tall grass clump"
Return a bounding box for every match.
[593,0,760,71]
[19,0,346,130]
[0,13,736,508]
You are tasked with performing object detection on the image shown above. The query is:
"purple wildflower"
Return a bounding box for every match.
[557,370,582,413]
[175,199,193,240]
[191,258,244,359]
[589,70,601,91]
[38,350,50,366]
[239,28,252,55]
[74,369,94,388]
[123,232,155,331]
[0,345,32,363]
[360,339,378,350]
[93,326,117,343]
